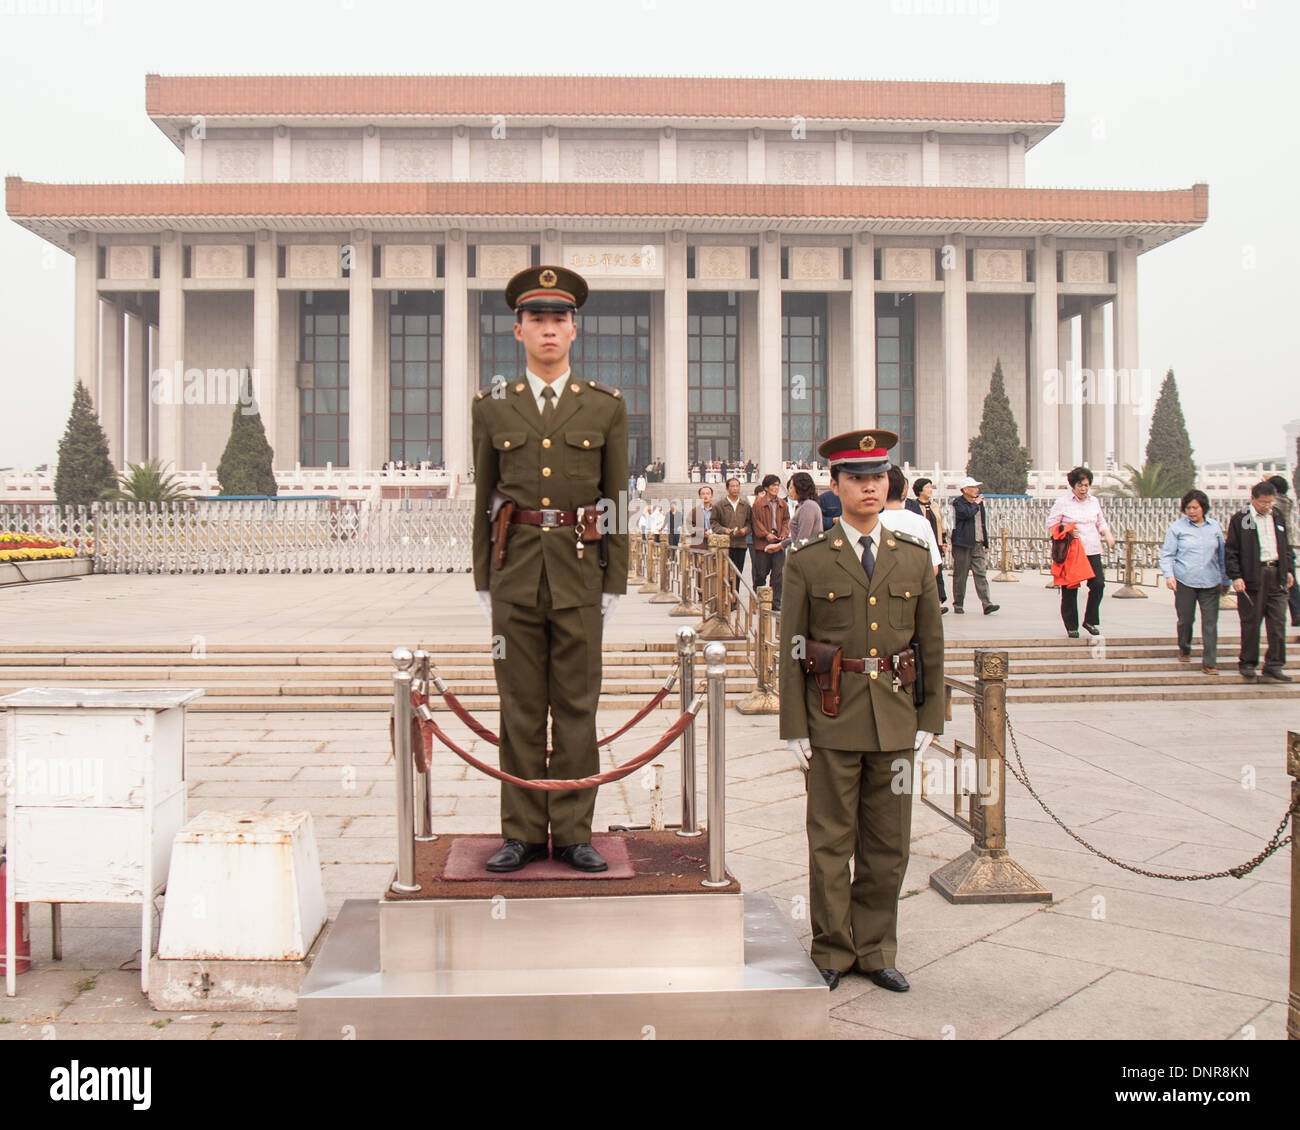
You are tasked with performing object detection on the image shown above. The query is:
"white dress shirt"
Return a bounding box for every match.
[525,368,569,415]
[1254,507,1279,563]
[836,516,883,576]
[878,506,942,568]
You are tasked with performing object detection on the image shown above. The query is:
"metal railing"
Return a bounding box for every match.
[924,649,1052,904]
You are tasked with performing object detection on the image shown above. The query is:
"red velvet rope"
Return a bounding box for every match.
[417,678,677,751]
[413,701,699,791]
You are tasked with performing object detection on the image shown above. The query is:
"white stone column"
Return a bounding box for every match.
[451,127,470,180]
[542,127,560,181]
[1007,133,1026,187]
[921,131,940,184]
[941,233,968,469]
[362,126,381,180]
[757,233,782,473]
[100,298,124,467]
[253,231,280,469]
[272,126,291,181]
[348,231,374,471]
[850,234,876,426]
[658,128,677,183]
[73,233,98,400]
[184,137,203,182]
[1113,240,1141,471]
[1056,314,1075,468]
[662,233,688,478]
[1081,297,1107,469]
[1030,235,1059,472]
[157,234,186,472]
[835,130,853,185]
[747,129,765,183]
[541,227,562,265]
[125,311,147,464]
[443,232,469,480]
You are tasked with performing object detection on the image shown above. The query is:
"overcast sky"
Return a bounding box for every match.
[1,0,1295,469]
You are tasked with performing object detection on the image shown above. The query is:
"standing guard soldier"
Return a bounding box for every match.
[779,429,945,991]
[472,266,629,872]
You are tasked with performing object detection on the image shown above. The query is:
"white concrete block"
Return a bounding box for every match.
[157,810,326,962]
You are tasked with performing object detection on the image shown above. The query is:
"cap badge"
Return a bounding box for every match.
[832,538,844,548]
[539,268,557,286]
[859,435,875,451]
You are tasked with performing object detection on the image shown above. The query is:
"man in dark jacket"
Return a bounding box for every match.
[1225,480,1295,682]
[949,477,999,616]
[819,485,842,531]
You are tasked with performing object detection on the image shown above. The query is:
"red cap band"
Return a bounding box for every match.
[828,447,887,463]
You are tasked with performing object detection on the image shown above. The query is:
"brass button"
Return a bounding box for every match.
[905,591,911,599]
[869,648,878,657]
[542,467,551,477]
[541,526,550,532]
[542,438,551,448]
[869,671,879,680]
[502,440,511,449]
[869,596,877,606]
[583,439,591,448]
[870,622,878,631]
[827,592,835,600]
[541,497,550,506]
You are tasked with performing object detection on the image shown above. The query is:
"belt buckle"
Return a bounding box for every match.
[540,508,560,526]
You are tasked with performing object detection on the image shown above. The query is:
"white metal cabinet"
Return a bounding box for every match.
[2,688,203,996]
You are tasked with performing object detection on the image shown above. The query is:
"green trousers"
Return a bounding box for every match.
[806,747,915,973]
[491,580,604,847]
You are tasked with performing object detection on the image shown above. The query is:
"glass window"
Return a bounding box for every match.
[687,291,741,466]
[299,291,350,467]
[875,294,916,464]
[387,290,445,465]
[781,293,828,464]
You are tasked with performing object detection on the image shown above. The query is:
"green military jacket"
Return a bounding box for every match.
[779,518,945,751]
[471,374,629,609]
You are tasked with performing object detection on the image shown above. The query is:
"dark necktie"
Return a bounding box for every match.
[860,535,875,580]
[540,384,556,431]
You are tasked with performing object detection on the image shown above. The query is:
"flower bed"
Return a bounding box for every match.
[0,531,89,562]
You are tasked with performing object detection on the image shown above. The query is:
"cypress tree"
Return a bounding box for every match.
[54,381,116,507]
[216,370,278,496]
[966,359,1030,494]
[1144,369,1196,494]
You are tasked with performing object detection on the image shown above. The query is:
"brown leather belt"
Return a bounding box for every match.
[514,501,600,527]
[841,656,896,675]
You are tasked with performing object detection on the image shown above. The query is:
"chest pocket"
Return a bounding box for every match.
[809,582,853,632]
[887,580,916,630]
[492,431,529,476]
[565,430,604,476]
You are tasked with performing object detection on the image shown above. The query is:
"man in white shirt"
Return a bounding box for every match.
[877,467,941,573]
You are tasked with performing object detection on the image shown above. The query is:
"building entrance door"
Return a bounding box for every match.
[689,416,738,465]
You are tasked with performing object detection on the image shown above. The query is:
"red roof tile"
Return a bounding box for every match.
[144,74,1066,125]
[6,178,1208,226]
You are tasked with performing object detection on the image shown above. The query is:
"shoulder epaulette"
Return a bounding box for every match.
[891,530,928,550]
[587,379,622,398]
[791,532,826,554]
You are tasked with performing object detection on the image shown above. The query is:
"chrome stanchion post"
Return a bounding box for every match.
[702,641,729,886]
[676,626,702,837]
[412,648,435,842]
[390,647,420,893]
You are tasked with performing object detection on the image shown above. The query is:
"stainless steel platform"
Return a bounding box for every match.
[298,893,827,1039]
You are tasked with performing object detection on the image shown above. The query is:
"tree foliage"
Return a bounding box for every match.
[102,458,190,503]
[216,372,278,496]
[966,359,1030,494]
[1144,369,1196,495]
[54,382,116,508]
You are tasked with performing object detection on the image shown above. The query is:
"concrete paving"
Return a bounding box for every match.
[0,571,1296,1040]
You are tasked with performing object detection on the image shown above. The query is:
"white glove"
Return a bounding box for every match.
[601,593,620,623]
[914,730,935,758]
[476,590,492,624]
[786,738,811,774]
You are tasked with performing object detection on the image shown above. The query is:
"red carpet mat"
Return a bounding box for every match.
[442,834,635,881]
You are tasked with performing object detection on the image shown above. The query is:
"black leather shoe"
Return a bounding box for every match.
[1082,623,1101,636]
[484,839,549,872]
[1260,670,1293,683]
[1067,630,1080,638]
[1239,669,1258,682]
[865,967,910,992]
[819,968,841,991]
[983,604,1000,615]
[953,607,965,614]
[552,842,608,872]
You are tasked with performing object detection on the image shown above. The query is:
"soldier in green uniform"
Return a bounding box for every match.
[779,429,945,991]
[471,266,629,873]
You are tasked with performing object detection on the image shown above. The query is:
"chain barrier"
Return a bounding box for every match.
[986,707,1296,881]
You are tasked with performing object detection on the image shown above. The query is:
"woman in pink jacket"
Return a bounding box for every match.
[1047,466,1117,637]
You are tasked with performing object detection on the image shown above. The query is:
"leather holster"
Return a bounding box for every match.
[489,489,516,570]
[801,639,843,717]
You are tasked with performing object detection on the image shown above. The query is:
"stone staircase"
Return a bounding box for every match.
[0,634,1294,712]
